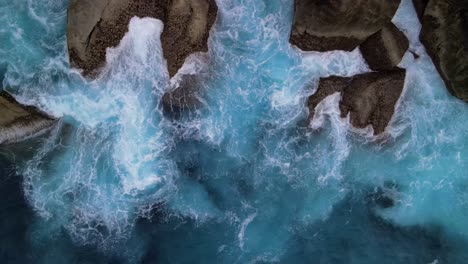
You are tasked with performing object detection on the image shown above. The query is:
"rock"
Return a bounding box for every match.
[307,76,351,118]
[290,0,401,52]
[162,74,204,118]
[360,23,409,71]
[419,0,468,102]
[308,68,406,135]
[162,0,217,77]
[412,0,429,21]
[0,92,55,145]
[67,0,217,77]
[340,69,406,134]
[161,52,211,118]
[67,0,132,76]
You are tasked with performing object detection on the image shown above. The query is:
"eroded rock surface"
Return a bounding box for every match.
[0,92,55,144]
[67,0,217,77]
[308,69,406,135]
[290,0,401,52]
[360,23,409,71]
[419,0,468,102]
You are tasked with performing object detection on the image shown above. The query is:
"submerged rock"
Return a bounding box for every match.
[419,0,468,102]
[360,23,409,71]
[162,74,204,118]
[0,92,55,145]
[67,0,217,77]
[161,52,211,118]
[290,0,401,52]
[308,69,406,135]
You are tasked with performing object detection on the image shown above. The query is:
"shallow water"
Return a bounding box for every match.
[1,0,467,263]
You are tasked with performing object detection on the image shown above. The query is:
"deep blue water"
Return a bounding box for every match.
[1,0,468,263]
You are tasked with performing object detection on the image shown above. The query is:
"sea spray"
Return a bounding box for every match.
[0,0,467,263]
[21,17,178,248]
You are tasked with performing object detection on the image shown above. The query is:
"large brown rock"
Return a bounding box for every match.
[360,23,409,71]
[0,92,55,145]
[308,69,406,135]
[162,0,217,76]
[290,0,401,52]
[307,76,350,119]
[67,0,217,77]
[419,0,468,102]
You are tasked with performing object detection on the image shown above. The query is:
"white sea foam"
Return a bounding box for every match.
[2,0,468,260]
[17,16,179,246]
[238,212,257,250]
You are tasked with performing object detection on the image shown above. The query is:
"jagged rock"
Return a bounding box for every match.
[0,92,55,145]
[67,0,217,77]
[290,0,401,52]
[308,69,406,135]
[419,0,468,102]
[360,23,409,71]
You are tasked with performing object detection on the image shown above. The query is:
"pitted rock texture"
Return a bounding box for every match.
[290,0,401,52]
[162,0,218,76]
[67,0,217,77]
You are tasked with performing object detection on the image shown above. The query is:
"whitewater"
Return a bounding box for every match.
[0,0,467,263]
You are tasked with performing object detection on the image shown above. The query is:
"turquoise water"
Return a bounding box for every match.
[1,0,468,263]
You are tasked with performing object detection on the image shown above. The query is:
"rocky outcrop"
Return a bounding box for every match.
[292,0,410,133]
[418,0,468,102]
[0,92,55,145]
[360,23,409,71]
[161,52,210,118]
[308,69,406,135]
[290,0,401,52]
[67,0,217,77]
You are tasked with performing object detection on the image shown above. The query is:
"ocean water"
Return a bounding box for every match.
[0,0,467,263]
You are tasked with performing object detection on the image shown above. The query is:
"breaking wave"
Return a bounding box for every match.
[0,0,467,263]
